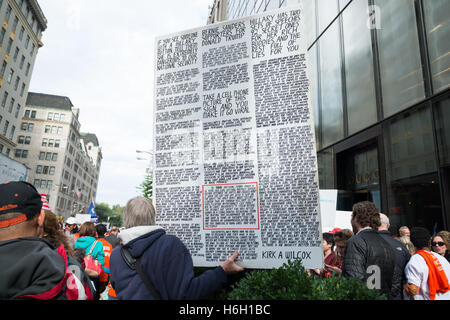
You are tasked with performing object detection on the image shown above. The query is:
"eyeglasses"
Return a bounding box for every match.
[432,241,445,247]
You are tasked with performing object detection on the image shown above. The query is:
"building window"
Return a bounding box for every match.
[44,125,50,133]
[20,83,25,96]
[47,112,53,120]
[25,35,30,49]
[34,179,40,188]
[42,138,47,146]
[319,20,345,147]
[435,98,450,165]
[384,105,442,233]
[5,5,11,22]
[6,37,13,54]
[375,0,425,118]
[6,68,13,83]
[8,97,14,113]
[36,165,42,174]
[25,63,30,76]
[24,136,30,144]
[45,152,51,161]
[49,166,55,175]
[39,151,45,160]
[12,16,18,31]
[14,149,26,158]
[19,26,24,41]
[53,113,59,121]
[422,0,450,93]
[14,76,19,90]
[21,122,33,131]
[8,125,15,140]
[1,92,8,107]
[52,153,58,161]
[48,139,54,147]
[384,106,436,181]
[2,120,9,136]
[19,55,25,69]
[30,110,36,118]
[13,47,19,61]
[0,60,6,78]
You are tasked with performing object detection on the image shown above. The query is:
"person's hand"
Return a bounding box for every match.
[324,264,342,275]
[221,250,244,275]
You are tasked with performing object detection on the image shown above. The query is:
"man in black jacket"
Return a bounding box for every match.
[342,201,396,299]
[378,213,411,300]
[0,181,93,299]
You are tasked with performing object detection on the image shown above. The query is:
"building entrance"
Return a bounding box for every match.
[336,139,381,212]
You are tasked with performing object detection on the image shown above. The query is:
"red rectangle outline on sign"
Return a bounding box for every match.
[202,182,260,231]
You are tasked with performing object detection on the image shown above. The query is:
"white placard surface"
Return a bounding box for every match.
[153,5,322,269]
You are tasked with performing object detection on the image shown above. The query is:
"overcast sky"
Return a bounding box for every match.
[29,0,213,206]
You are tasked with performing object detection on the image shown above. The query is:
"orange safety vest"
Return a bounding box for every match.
[108,285,117,298]
[97,238,113,283]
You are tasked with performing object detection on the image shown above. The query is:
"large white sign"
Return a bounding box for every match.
[0,153,29,183]
[153,5,322,269]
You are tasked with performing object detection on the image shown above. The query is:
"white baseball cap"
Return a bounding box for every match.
[66,217,77,225]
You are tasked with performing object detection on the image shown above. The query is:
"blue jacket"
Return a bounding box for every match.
[110,226,227,300]
[75,236,105,268]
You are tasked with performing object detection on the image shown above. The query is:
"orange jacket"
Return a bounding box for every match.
[97,238,113,283]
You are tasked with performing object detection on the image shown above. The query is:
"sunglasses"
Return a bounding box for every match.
[432,241,445,247]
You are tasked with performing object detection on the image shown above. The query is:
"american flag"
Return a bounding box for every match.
[41,194,51,211]
[75,187,82,199]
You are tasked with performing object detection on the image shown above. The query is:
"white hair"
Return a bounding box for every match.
[123,196,156,229]
[379,213,390,227]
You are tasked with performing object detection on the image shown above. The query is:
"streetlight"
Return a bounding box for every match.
[136,150,153,155]
[136,150,154,173]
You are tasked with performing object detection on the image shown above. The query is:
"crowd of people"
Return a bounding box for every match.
[0,181,242,300]
[0,181,449,300]
[312,201,450,300]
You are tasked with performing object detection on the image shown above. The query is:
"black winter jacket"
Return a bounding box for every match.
[378,230,411,300]
[0,237,94,299]
[342,229,396,299]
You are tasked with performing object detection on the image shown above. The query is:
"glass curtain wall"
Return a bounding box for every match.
[435,97,450,226]
[318,21,344,147]
[342,0,377,135]
[384,106,441,232]
[422,0,450,93]
[375,0,425,117]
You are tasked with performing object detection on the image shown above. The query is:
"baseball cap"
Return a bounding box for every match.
[66,217,77,225]
[0,181,43,228]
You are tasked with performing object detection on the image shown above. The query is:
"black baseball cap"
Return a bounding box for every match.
[0,181,43,220]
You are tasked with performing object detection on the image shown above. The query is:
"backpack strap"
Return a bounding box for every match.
[120,246,161,300]
[88,240,98,256]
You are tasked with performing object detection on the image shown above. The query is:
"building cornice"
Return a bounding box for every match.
[26,0,47,31]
